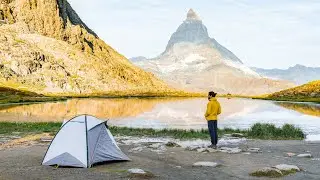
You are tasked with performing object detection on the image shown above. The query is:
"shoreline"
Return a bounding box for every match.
[1,95,319,106]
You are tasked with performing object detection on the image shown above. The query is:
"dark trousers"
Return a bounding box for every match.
[208,120,218,145]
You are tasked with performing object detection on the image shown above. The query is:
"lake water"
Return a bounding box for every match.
[0,98,319,140]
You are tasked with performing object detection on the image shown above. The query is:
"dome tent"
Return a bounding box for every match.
[42,115,130,168]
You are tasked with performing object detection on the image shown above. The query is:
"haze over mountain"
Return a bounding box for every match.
[132,9,294,95]
[252,64,320,85]
[0,0,171,95]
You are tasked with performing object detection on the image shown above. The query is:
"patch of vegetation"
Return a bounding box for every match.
[0,122,61,134]
[281,169,299,176]
[247,123,304,140]
[0,86,67,104]
[256,80,320,103]
[0,122,305,140]
[250,169,283,178]
[250,167,299,178]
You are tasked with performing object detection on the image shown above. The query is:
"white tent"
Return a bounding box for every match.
[42,115,130,168]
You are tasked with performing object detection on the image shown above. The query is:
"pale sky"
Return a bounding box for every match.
[68,0,320,69]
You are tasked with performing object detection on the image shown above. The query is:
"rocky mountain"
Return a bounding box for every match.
[132,9,294,95]
[0,0,171,95]
[269,80,320,102]
[252,64,320,85]
[164,9,242,64]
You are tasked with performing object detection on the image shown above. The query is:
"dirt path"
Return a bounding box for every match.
[0,139,320,180]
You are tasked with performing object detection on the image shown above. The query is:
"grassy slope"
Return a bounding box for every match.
[261,80,320,103]
[0,122,305,140]
[0,86,66,104]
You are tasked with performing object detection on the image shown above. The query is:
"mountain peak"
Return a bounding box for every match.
[186,9,201,21]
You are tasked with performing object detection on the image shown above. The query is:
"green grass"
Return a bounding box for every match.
[0,122,61,134]
[247,123,304,140]
[0,122,305,140]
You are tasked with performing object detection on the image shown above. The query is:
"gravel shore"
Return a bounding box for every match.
[0,138,319,180]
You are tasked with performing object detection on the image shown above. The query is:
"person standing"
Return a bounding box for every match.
[205,91,221,149]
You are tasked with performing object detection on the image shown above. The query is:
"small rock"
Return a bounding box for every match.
[40,137,53,142]
[197,148,208,153]
[286,153,296,157]
[193,162,220,167]
[273,164,300,172]
[231,133,245,138]
[297,153,312,158]
[166,141,181,147]
[312,158,320,161]
[243,152,251,155]
[128,146,144,153]
[148,143,166,153]
[175,166,182,168]
[207,148,219,153]
[247,148,261,153]
[185,146,198,151]
[148,143,162,149]
[128,168,146,174]
[219,147,242,154]
[250,167,283,177]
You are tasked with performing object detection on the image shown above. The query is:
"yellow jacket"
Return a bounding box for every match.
[204,98,221,120]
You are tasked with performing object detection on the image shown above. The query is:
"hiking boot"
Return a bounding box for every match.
[208,144,217,149]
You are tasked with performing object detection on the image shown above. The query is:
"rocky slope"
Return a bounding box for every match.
[252,64,320,85]
[269,80,320,101]
[133,9,294,95]
[0,0,171,95]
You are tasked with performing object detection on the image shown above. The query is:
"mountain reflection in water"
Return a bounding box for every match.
[275,102,320,117]
[0,98,180,122]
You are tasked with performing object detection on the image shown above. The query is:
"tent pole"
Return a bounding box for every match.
[85,114,90,168]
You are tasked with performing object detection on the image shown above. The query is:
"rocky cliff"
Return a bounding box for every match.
[0,0,170,95]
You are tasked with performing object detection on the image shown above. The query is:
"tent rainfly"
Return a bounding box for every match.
[42,115,130,168]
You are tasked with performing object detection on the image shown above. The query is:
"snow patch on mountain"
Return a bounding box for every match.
[183,54,206,63]
[147,54,208,74]
[224,60,261,78]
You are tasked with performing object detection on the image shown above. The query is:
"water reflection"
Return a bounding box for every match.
[275,102,320,117]
[0,98,180,122]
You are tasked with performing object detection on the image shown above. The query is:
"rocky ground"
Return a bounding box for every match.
[0,135,320,180]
